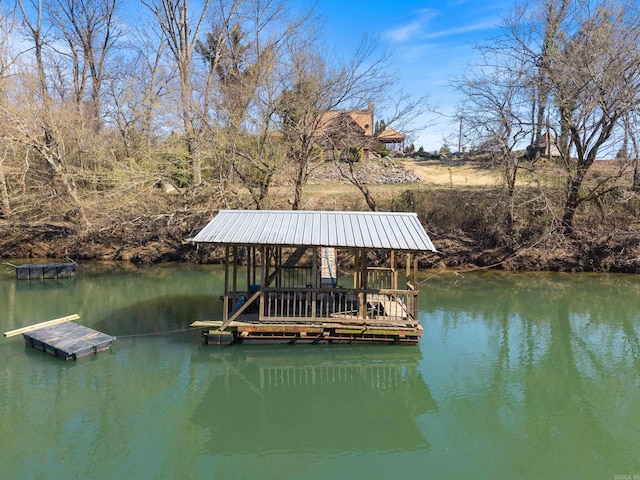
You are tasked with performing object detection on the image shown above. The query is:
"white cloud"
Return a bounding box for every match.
[384,6,499,45]
[384,9,438,43]
[422,20,498,40]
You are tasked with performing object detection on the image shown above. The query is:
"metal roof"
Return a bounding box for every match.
[189,210,438,253]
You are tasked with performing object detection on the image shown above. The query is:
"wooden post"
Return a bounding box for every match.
[252,246,257,285]
[223,246,229,324]
[359,249,368,320]
[391,250,397,290]
[274,248,280,288]
[311,247,318,320]
[406,253,411,277]
[413,254,419,320]
[4,314,80,338]
[260,246,267,320]
[232,245,238,312]
[353,250,360,288]
[246,246,251,295]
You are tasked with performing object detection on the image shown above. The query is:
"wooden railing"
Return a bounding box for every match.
[260,286,418,325]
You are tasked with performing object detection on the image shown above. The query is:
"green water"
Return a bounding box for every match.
[1,263,639,479]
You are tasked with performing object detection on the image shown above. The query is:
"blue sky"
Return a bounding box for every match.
[309,0,510,150]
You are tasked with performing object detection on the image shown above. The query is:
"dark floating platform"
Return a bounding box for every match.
[15,262,77,280]
[22,322,115,361]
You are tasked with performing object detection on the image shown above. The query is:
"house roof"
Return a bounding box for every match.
[320,107,374,137]
[378,126,405,143]
[189,210,437,253]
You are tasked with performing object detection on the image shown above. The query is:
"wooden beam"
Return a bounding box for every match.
[220,289,262,330]
[4,314,80,338]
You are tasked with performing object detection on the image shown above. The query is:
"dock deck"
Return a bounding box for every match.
[191,313,422,345]
[22,322,115,360]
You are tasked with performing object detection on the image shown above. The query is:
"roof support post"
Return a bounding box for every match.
[223,246,229,324]
[264,247,270,286]
[311,247,318,320]
[246,246,251,295]
[391,250,398,290]
[252,246,257,285]
[413,254,419,319]
[406,253,411,278]
[260,246,267,320]
[353,250,360,289]
[358,248,368,321]
[232,245,238,314]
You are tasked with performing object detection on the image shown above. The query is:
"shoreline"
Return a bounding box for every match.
[2,220,639,274]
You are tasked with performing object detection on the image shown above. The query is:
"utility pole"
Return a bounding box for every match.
[458,115,463,153]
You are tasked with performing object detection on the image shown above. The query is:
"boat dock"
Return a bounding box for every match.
[188,210,438,346]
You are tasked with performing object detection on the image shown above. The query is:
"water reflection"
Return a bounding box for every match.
[15,277,77,291]
[418,271,640,478]
[190,346,436,455]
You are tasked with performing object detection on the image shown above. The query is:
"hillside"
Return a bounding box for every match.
[2,155,640,273]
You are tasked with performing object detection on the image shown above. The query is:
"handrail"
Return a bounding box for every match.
[259,285,418,323]
[262,286,417,296]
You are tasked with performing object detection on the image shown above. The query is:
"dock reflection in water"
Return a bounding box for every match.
[190,346,436,456]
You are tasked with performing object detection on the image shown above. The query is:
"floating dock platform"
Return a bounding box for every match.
[4,315,115,361]
[15,262,77,280]
[22,322,115,360]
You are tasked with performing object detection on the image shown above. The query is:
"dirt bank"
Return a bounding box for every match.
[3,209,640,274]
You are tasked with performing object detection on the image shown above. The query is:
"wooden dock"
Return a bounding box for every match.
[15,262,77,280]
[191,319,422,345]
[4,315,115,360]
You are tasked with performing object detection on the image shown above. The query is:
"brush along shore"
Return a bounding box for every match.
[2,155,640,273]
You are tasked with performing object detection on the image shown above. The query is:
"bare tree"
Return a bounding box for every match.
[103,26,171,158]
[456,59,531,230]
[546,1,640,234]
[460,0,640,236]
[276,35,399,210]
[192,0,308,207]
[0,9,15,218]
[532,0,568,148]
[16,0,89,225]
[144,0,211,186]
[45,0,120,131]
[624,111,640,191]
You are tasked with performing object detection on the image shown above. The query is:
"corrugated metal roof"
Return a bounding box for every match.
[189,210,437,253]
